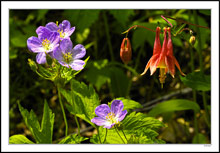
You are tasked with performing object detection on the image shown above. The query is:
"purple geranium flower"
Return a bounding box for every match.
[27,27,60,64]
[53,39,86,70]
[45,20,75,40]
[91,100,127,129]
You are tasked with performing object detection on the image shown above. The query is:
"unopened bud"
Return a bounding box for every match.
[120,38,132,64]
[189,36,196,46]
[28,58,38,71]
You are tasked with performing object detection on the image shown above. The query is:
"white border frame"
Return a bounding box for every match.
[1,1,219,152]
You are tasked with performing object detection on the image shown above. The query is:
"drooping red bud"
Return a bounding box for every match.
[120,38,132,64]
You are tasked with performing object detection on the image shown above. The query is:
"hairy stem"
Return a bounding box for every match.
[115,126,126,144]
[57,87,68,137]
[74,115,81,136]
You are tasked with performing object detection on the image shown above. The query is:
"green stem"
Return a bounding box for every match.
[103,128,108,144]
[188,10,199,142]
[193,10,210,129]
[96,126,102,144]
[74,115,81,136]
[103,11,114,61]
[121,129,128,142]
[57,87,68,137]
[115,126,126,144]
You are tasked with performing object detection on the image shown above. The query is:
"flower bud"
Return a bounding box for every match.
[28,58,38,71]
[120,38,132,64]
[189,36,196,46]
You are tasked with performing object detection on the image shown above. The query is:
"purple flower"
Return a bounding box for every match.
[53,39,86,71]
[45,20,75,40]
[27,27,60,64]
[91,100,127,129]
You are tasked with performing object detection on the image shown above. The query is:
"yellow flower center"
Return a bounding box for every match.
[42,38,51,51]
[63,52,73,63]
[57,29,65,38]
[106,112,118,124]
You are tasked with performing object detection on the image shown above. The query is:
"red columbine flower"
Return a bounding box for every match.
[141,27,185,88]
[120,38,132,64]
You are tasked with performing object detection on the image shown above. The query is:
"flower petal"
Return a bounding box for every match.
[36,52,46,64]
[173,56,186,76]
[36,26,52,41]
[69,59,85,71]
[59,20,71,31]
[165,55,175,78]
[48,32,60,52]
[45,22,59,31]
[72,44,86,59]
[111,100,124,116]
[60,39,73,54]
[53,47,64,62]
[94,104,111,119]
[65,27,75,37]
[118,110,127,122]
[27,36,44,53]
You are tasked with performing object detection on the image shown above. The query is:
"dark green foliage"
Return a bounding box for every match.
[180,72,211,91]
[18,100,55,144]
[58,134,88,144]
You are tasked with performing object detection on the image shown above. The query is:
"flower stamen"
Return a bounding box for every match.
[42,38,51,51]
[159,68,166,88]
[63,52,73,64]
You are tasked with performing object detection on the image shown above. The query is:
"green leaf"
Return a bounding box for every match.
[180,72,211,91]
[108,66,130,97]
[9,135,35,144]
[10,33,27,48]
[84,59,110,91]
[148,99,200,117]
[132,23,158,50]
[90,112,165,144]
[59,134,88,144]
[199,10,210,16]
[18,100,55,144]
[90,127,127,144]
[192,133,207,144]
[63,10,100,33]
[60,79,100,125]
[122,112,164,131]
[109,10,134,27]
[114,97,143,110]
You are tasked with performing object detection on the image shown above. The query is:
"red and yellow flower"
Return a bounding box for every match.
[141,27,185,87]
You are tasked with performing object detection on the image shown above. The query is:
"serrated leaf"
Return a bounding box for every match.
[180,72,210,91]
[18,100,55,144]
[59,134,88,144]
[115,97,143,110]
[148,99,200,117]
[9,135,35,144]
[60,79,100,125]
[122,112,164,131]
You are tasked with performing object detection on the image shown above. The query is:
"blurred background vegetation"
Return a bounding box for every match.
[9,9,211,143]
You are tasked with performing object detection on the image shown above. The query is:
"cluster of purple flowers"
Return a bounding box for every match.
[27,20,86,71]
